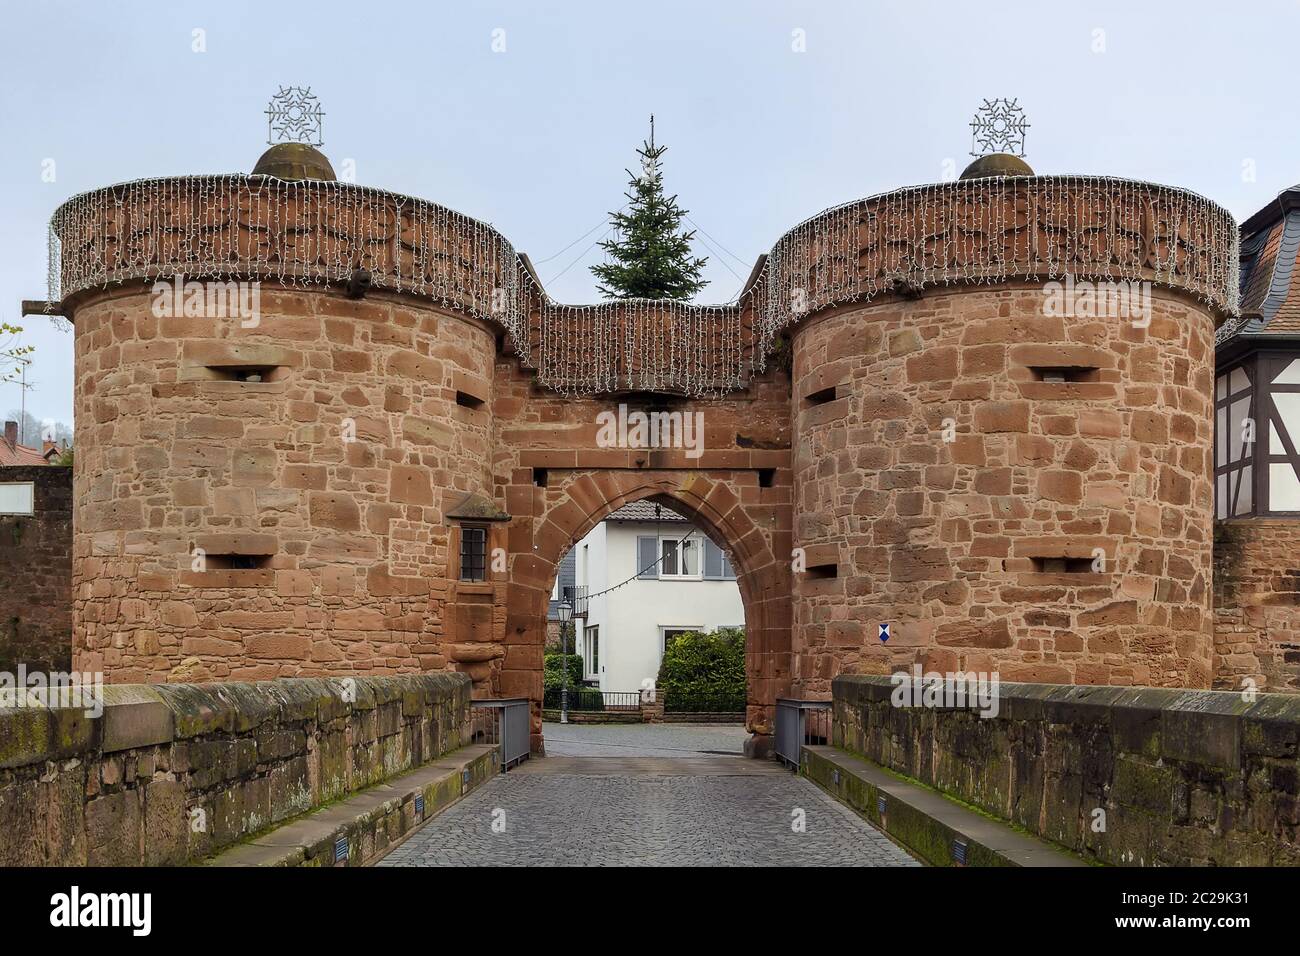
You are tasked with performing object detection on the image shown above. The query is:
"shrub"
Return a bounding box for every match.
[543,652,583,692]
[543,685,605,711]
[656,627,746,713]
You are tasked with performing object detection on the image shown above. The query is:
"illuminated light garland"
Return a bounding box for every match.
[48,174,1238,398]
[751,175,1239,378]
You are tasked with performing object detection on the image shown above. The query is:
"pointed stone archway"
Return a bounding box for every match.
[500,469,792,755]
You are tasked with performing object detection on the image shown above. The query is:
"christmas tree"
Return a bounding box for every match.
[591,117,708,301]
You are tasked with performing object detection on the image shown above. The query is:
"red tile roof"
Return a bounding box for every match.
[0,432,57,466]
[605,501,688,522]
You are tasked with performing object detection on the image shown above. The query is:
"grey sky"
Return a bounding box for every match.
[0,0,1292,426]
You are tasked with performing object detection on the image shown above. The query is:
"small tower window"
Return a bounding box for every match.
[459,525,488,582]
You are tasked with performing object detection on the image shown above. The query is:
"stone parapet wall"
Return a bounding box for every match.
[1214,519,1300,692]
[794,285,1217,692]
[0,465,72,672]
[0,671,471,865]
[832,674,1300,865]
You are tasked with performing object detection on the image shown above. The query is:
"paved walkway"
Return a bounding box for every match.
[541,721,750,757]
[378,725,918,867]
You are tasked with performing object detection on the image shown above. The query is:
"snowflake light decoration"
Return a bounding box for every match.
[266,86,324,147]
[970,98,1029,157]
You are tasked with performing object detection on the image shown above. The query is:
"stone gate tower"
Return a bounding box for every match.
[45,134,1238,750]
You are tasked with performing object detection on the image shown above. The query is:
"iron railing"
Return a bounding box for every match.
[774,698,832,769]
[562,584,589,619]
[470,698,530,771]
[542,688,641,712]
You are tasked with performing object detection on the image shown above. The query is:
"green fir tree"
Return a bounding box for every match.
[591,117,708,301]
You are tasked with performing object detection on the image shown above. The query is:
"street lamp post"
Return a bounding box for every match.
[557,600,573,725]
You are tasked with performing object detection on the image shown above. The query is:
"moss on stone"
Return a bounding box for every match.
[154,684,237,739]
[0,706,51,769]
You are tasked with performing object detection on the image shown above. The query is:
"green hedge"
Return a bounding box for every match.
[656,627,746,713]
[543,653,583,691]
[542,686,606,711]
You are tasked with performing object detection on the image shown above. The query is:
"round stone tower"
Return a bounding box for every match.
[60,147,503,682]
[781,173,1232,691]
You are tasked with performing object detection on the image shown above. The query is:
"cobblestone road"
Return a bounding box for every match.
[379,725,918,867]
[542,721,750,757]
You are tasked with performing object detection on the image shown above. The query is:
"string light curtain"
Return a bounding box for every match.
[49,174,1238,398]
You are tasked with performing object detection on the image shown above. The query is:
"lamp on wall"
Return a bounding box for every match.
[557,601,573,724]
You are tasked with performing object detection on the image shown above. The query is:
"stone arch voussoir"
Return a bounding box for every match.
[510,469,790,752]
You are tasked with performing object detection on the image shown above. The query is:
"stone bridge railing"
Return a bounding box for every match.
[0,672,471,865]
[47,175,1237,398]
[833,674,1300,866]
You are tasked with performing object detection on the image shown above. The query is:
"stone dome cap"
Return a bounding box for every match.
[252,143,336,181]
[959,153,1034,180]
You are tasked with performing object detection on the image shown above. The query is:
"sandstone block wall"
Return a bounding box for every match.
[0,465,72,672]
[50,168,1248,757]
[833,674,1300,865]
[0,671,470,865]
[793,285,1217,692]
[1214,519,1300,692]
[71,287,496,683]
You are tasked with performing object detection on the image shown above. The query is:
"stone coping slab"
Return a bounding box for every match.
[0,672,472,769]
[802,745,1087,868]
[833,675,1300,769]
[210,744,498,867]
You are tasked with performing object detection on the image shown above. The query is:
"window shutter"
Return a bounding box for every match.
[704,538,724,579]
[637,536,659,579]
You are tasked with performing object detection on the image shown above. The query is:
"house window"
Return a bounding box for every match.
[459,525,488,581]
[660,536,700,579]
[1213,351,1300,517]
[585,626,600,678]
[1214,362,1255,518]
[703,537,737,580]
[661,626,699,655]
[636,535,659,579]
[1264,355,1300,512]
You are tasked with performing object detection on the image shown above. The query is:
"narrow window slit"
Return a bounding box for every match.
[207,365,277,383]
[1029,366,1099,384]
[1031,556,1096,574]
[203,554,273,570]
[805,386,837,407]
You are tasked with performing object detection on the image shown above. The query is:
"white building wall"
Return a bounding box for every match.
[573,519,744,693]
[574,522,608,680]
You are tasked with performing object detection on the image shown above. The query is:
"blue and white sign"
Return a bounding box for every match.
[878,622,891,643]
